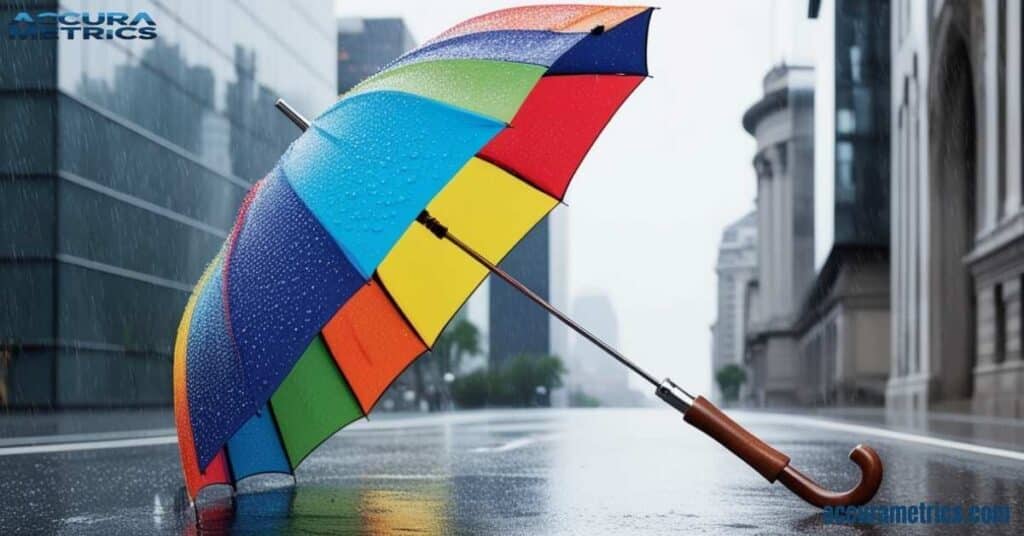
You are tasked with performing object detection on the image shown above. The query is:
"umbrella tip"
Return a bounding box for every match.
[275,99,311,132]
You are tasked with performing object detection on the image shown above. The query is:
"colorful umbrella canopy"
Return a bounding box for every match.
[175,4,654,499]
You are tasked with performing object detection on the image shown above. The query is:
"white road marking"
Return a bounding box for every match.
[740,414,1024,462]
[0,435,177,456]
[471,434,559,453]
[329,473,546,480]
[0,428,176,448]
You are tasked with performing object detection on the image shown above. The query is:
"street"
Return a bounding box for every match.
[0,408,1021,534]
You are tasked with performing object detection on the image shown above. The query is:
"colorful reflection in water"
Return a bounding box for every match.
[186,481,450,534]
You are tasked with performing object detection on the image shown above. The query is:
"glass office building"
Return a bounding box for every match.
[833,0,890,245]
[0,0,336,407]
[489,222,552,366]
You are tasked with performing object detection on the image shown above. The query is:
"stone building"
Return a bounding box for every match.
[887,0,1024,417]
[710,212,758,403]
[742,64,817,406]
[794,245,891,405]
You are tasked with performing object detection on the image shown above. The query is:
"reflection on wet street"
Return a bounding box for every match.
[1,408,1022,534]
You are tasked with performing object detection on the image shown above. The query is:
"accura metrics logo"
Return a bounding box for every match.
[7,11,157,40]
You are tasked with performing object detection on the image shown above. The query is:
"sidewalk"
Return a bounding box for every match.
[0,408,173,446]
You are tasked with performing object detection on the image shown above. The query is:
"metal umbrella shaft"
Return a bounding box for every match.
[416,212,664,389]
[274,99,883,508]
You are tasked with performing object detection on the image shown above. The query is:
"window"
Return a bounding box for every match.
[997,0,1007,217]
[836,142,855,203]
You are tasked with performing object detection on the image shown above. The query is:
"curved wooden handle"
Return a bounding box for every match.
[776,445,883,507]
[683,396,882,507]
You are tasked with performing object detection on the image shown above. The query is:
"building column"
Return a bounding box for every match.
[773,143,790,317]
[983,0,1000,231]
[760,149,771,317]
[754,152,774,319]
[891,104,904,380]
[1005,0,1023,213]
[910,75,924,377]
[775,144,792,315]
[769,148,783,316]
[912,51,931,381]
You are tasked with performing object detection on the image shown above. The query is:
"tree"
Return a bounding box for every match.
[386,317,483,412]
[450,369,490,409]
[410,360,432,411]
[450,354,566,408]
[431,317,481,408]
[499,354,565,407]
[715,364,748,403]
[432,317,481,379]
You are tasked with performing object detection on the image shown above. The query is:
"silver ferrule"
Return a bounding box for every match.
[275,99,310,131]
[656,378,695,414]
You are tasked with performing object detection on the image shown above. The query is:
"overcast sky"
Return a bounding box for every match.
[335,1,828,395]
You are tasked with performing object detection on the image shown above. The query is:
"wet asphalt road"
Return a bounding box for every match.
[0,408,1022,535]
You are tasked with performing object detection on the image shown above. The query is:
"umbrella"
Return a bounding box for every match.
[175,4,882,509]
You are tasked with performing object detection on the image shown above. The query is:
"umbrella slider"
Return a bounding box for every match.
[655,378,694,412]
[416,210,449,238]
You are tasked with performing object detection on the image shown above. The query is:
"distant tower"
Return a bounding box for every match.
[567,294,641,406]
